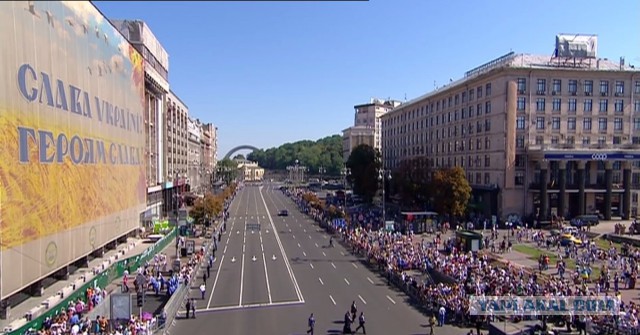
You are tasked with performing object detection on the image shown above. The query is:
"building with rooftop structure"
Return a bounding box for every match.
[381,34,640,221]
[343,98,402,161]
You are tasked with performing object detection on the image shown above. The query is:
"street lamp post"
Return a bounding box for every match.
[318,166,326,190]
[379,169,392,224]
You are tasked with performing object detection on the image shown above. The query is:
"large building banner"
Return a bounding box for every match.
[0,1,146,299]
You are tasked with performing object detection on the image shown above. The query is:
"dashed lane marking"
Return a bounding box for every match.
[344,278,350,286]
[352,263,358,269]
[367,277,374,284]
[318,277,324,285]
[331,262,336,269]
[386,295,396,304]
[329,295,336,305]
[309,263,314,269]
[358,295,367,305]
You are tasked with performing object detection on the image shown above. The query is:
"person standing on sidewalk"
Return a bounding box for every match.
[185,299,191,319]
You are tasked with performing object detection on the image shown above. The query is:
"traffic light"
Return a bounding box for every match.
[136,291,144,307]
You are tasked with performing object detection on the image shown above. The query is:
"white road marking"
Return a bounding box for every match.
[367,277,374,284]
[331,262,336,269]
[197,300,304,313]
[297,243,301,248]
[386,295,396,304]
[322,252,326,257]
[340,251,345,256]
[352,263,358,269]
[303,251,307,257]
[344,278,350,285]
[323,236,327,239]
[318,277,324,285]
[314,243,318,248]
[292,234,295,239]
[206,254,225,308]
[223,245,227,254]
[258,188,304,302]
[309,263,314,269]
[308,235,312,239]
[303,229,306,233]
[329,295,336,305]
[358,295,367,305]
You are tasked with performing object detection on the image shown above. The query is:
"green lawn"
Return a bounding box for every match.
[513,244,600,277]
[594,237,623,252]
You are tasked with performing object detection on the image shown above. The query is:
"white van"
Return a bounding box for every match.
[562,226,579,236]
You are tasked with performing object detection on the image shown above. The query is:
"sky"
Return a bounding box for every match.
[94,0,640,159]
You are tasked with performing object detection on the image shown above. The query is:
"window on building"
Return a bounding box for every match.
[536,117,545,129]
[517,97,526,111]
[598,136,606,145]
[634,137,640,144]
[477,104,483,115]
[517,78,526,93]
[615,100,624,113]
[536,98,546,112]
[515,154,525,167]
[615,81,625,94]
[551,136,559,144]
[600,80,609,95]
[614,118,623,131]
[477,86,483,98]
[584,99,593,113]
[516,116,526,129]
[552,98,561,112]
[582,137,590,145]
[552,117,560,129]
[455,94,459,106]
[635,81,640,94]
[462,92,467,103]
[485,119,491,131]
[584,118,592,131]
[484,155,490,167]
[477,138,482,150]
[535,136,544,145]
[584,80,594,94]
[486,83,492,96]
[552,79,562,93]
[566,136,575,144]
[598,117,608,131]
[635,118,640,130]
[599,99,608,113]
[537,79,546,93]
[635,101,640,113]
[613,136,621,145]
[485,101,491,114]
[568,98,577,113]
[476,121,482,133]
[515,171,524,185]
[568,117,576,130]
[469,105,474,116]
[484,173,491,185]
[516,135,525,148]
[568,80,578,94]
[485,137,491,150]
[476,173,481,184]
[469,89,474,101]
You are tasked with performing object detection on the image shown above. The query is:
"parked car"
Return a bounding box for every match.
[278,210,289,216]
[570,214,600,227]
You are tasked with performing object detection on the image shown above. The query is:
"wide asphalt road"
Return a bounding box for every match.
[172,183,460,334]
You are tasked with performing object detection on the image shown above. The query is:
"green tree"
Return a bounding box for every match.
[217,158,239,185]
[392,156,433,210]
[431,166,472,220]
[190,193,224,224]
[233,154,246,160]
[346,144,380,203]
[247,135,343,175]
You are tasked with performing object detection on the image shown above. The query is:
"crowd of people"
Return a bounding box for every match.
[289,188,640,335]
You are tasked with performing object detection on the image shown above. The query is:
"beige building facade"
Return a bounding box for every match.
[237,160,265,181]
[343,98,401,161]
[382,52,640,220]
[166,91,189,184]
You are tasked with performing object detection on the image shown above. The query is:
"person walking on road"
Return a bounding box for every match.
[307,313,315,334]
[429,314,436,335]
[350,301,357,320]
[203,272,207,285]
[354,312,366,334]
[185,299,191,319]
[199,283,206,300]
[190,298,196,319]
[343,310,353,334]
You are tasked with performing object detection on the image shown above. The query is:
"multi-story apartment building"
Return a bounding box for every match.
[201,123,218,191]
[343,98,401,161]
[187,117,203,193]
[111,19,170,221]
[382,50,640,221]
[164,91,189,215]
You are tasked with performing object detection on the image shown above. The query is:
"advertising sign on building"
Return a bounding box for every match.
[0,1,146,300]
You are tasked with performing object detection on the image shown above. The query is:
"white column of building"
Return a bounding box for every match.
[156,95,164,185]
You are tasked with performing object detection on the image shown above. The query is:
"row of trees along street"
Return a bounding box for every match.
[345,144,472,221]
[189,182,238,226]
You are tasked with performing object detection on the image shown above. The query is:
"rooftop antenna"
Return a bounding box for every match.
[404,93,407,101]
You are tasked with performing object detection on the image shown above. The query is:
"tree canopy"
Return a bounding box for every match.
[247,135,343,175]
[217,158,239,184]
[190,183,237,225]
[392,156,432,210]
[346,144,380,203]
[431,166,471,218]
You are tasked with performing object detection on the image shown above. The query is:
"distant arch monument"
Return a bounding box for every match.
[223,145,260,159]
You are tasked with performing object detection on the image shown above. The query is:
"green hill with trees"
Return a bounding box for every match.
[247,135,343,175]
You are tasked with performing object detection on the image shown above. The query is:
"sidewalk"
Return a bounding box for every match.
[0,236,152,331]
